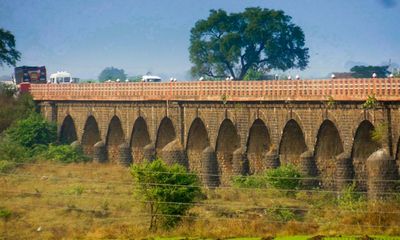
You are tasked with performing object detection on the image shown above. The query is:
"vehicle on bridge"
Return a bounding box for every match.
[14,66,47,84]
[49,71,80,84]
[141,74,161,82]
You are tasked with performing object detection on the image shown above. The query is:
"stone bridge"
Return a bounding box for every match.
[30,78,400,194]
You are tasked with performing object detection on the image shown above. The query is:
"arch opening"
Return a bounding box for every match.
[314,120,344,188]
[130,117,151,164]
[352,120,380,190]
[279,119,307,166]
[106,116,125,163]
[187,118,211,173]
[216,119,241,184]
[246,119,271,174]
[81,116,101,157]
[60,115,77,144]
[156,117,177,154]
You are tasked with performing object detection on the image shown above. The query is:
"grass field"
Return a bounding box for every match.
[1,162,400,239]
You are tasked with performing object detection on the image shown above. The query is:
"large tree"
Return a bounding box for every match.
[0,28,21,67]
[350,65,390,78]
[98,67,127,82]
[189,8,309,80]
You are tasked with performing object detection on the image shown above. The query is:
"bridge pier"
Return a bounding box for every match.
[366,149,398,200]
[93,141,107,163]
[119,142,132,166]
[202,146,219,188]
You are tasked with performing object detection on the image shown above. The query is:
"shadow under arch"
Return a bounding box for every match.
[314,119,344,188]
[351,120,380,191]
[246,119,271,174]
[81,115,101,157]
[186,117,211,171]
[130,117,151,164]
[60,115,77,144]
[279,119,307,166]
[215,119,241,184]
[106,115,125,163]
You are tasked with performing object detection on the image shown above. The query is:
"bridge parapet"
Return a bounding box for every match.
[29,78,400,102]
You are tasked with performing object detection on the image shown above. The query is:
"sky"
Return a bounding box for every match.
[0,0,399,80]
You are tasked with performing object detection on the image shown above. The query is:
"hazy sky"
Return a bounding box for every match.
[1,0,399,80]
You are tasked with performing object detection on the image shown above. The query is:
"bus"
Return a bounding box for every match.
[49,71,79,84]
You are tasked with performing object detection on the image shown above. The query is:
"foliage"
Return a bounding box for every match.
[98,67,127,82]
[350,65,390,78]
[231,174,269,189]
[130,158,202,230]
[232,165,302,192]
[243,68,264,80]
[42,144,89,163]
[0,28,21,67]
[337,182,365,211]
[0,160,16,173]
[371,122,388,145]
[264,165,302,190]
[326,95,335,108]
[189,8,309,80]
[6,113,57,148]
[0,82,17,97]
[0,136,32,163]
[0,92,35,133]
[362,94,378,109]
[0,207,12,220]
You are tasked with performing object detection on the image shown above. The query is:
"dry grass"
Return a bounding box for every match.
[1,162,400,239]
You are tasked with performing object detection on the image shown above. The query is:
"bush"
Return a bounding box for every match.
[231,174,269,188]
[0,160,16,173]
[337,182,365,211]
[42,144,89,163]
[130,158,202,230]
[265,164,302,190]
[6,113,56,148]
[0,137,32,163]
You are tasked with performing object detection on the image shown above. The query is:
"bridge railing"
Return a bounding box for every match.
[29,78,400,102]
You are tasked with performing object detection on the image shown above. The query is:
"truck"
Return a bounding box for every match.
[14,66,47,84]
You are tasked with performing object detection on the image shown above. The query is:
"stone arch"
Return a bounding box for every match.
[246,119,271,174]
[130,117,151,164]
[351,120,380,190]
[106,116,125,163]
[314,120,344,188]
[156,117,187,166]
[216,119,242,184]
[156,117,177,153]
[186,117,211,172]
[81,115,101,157]
[59,115,78,144]
[279,119,308,166]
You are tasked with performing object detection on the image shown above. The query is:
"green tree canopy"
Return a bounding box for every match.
[350,65,390,78]
[189,8,309,80]
[98,67,127,82]
[0,28,21,67]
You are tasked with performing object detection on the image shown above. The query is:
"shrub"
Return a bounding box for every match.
[0,160,16,173]
[231,174,269,188]
[6,113,56,148]
[0,137,32,163]
[0,91,35,133]
[337,182,365,211]
[43,144,89,163]
[264,165,302,190]
[130,158,202,230]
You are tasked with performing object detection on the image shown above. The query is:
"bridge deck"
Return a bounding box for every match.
[29,78,400,102]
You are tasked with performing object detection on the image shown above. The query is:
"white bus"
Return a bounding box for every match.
[49,71,79,84]
[141,75,162,82]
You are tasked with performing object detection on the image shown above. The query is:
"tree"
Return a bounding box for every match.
[189,8,309,80]
[350,65,390,78]
[6,113,56,148]
[130,158,201,230]
[98,67,127,82]
[0,28,21,67]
